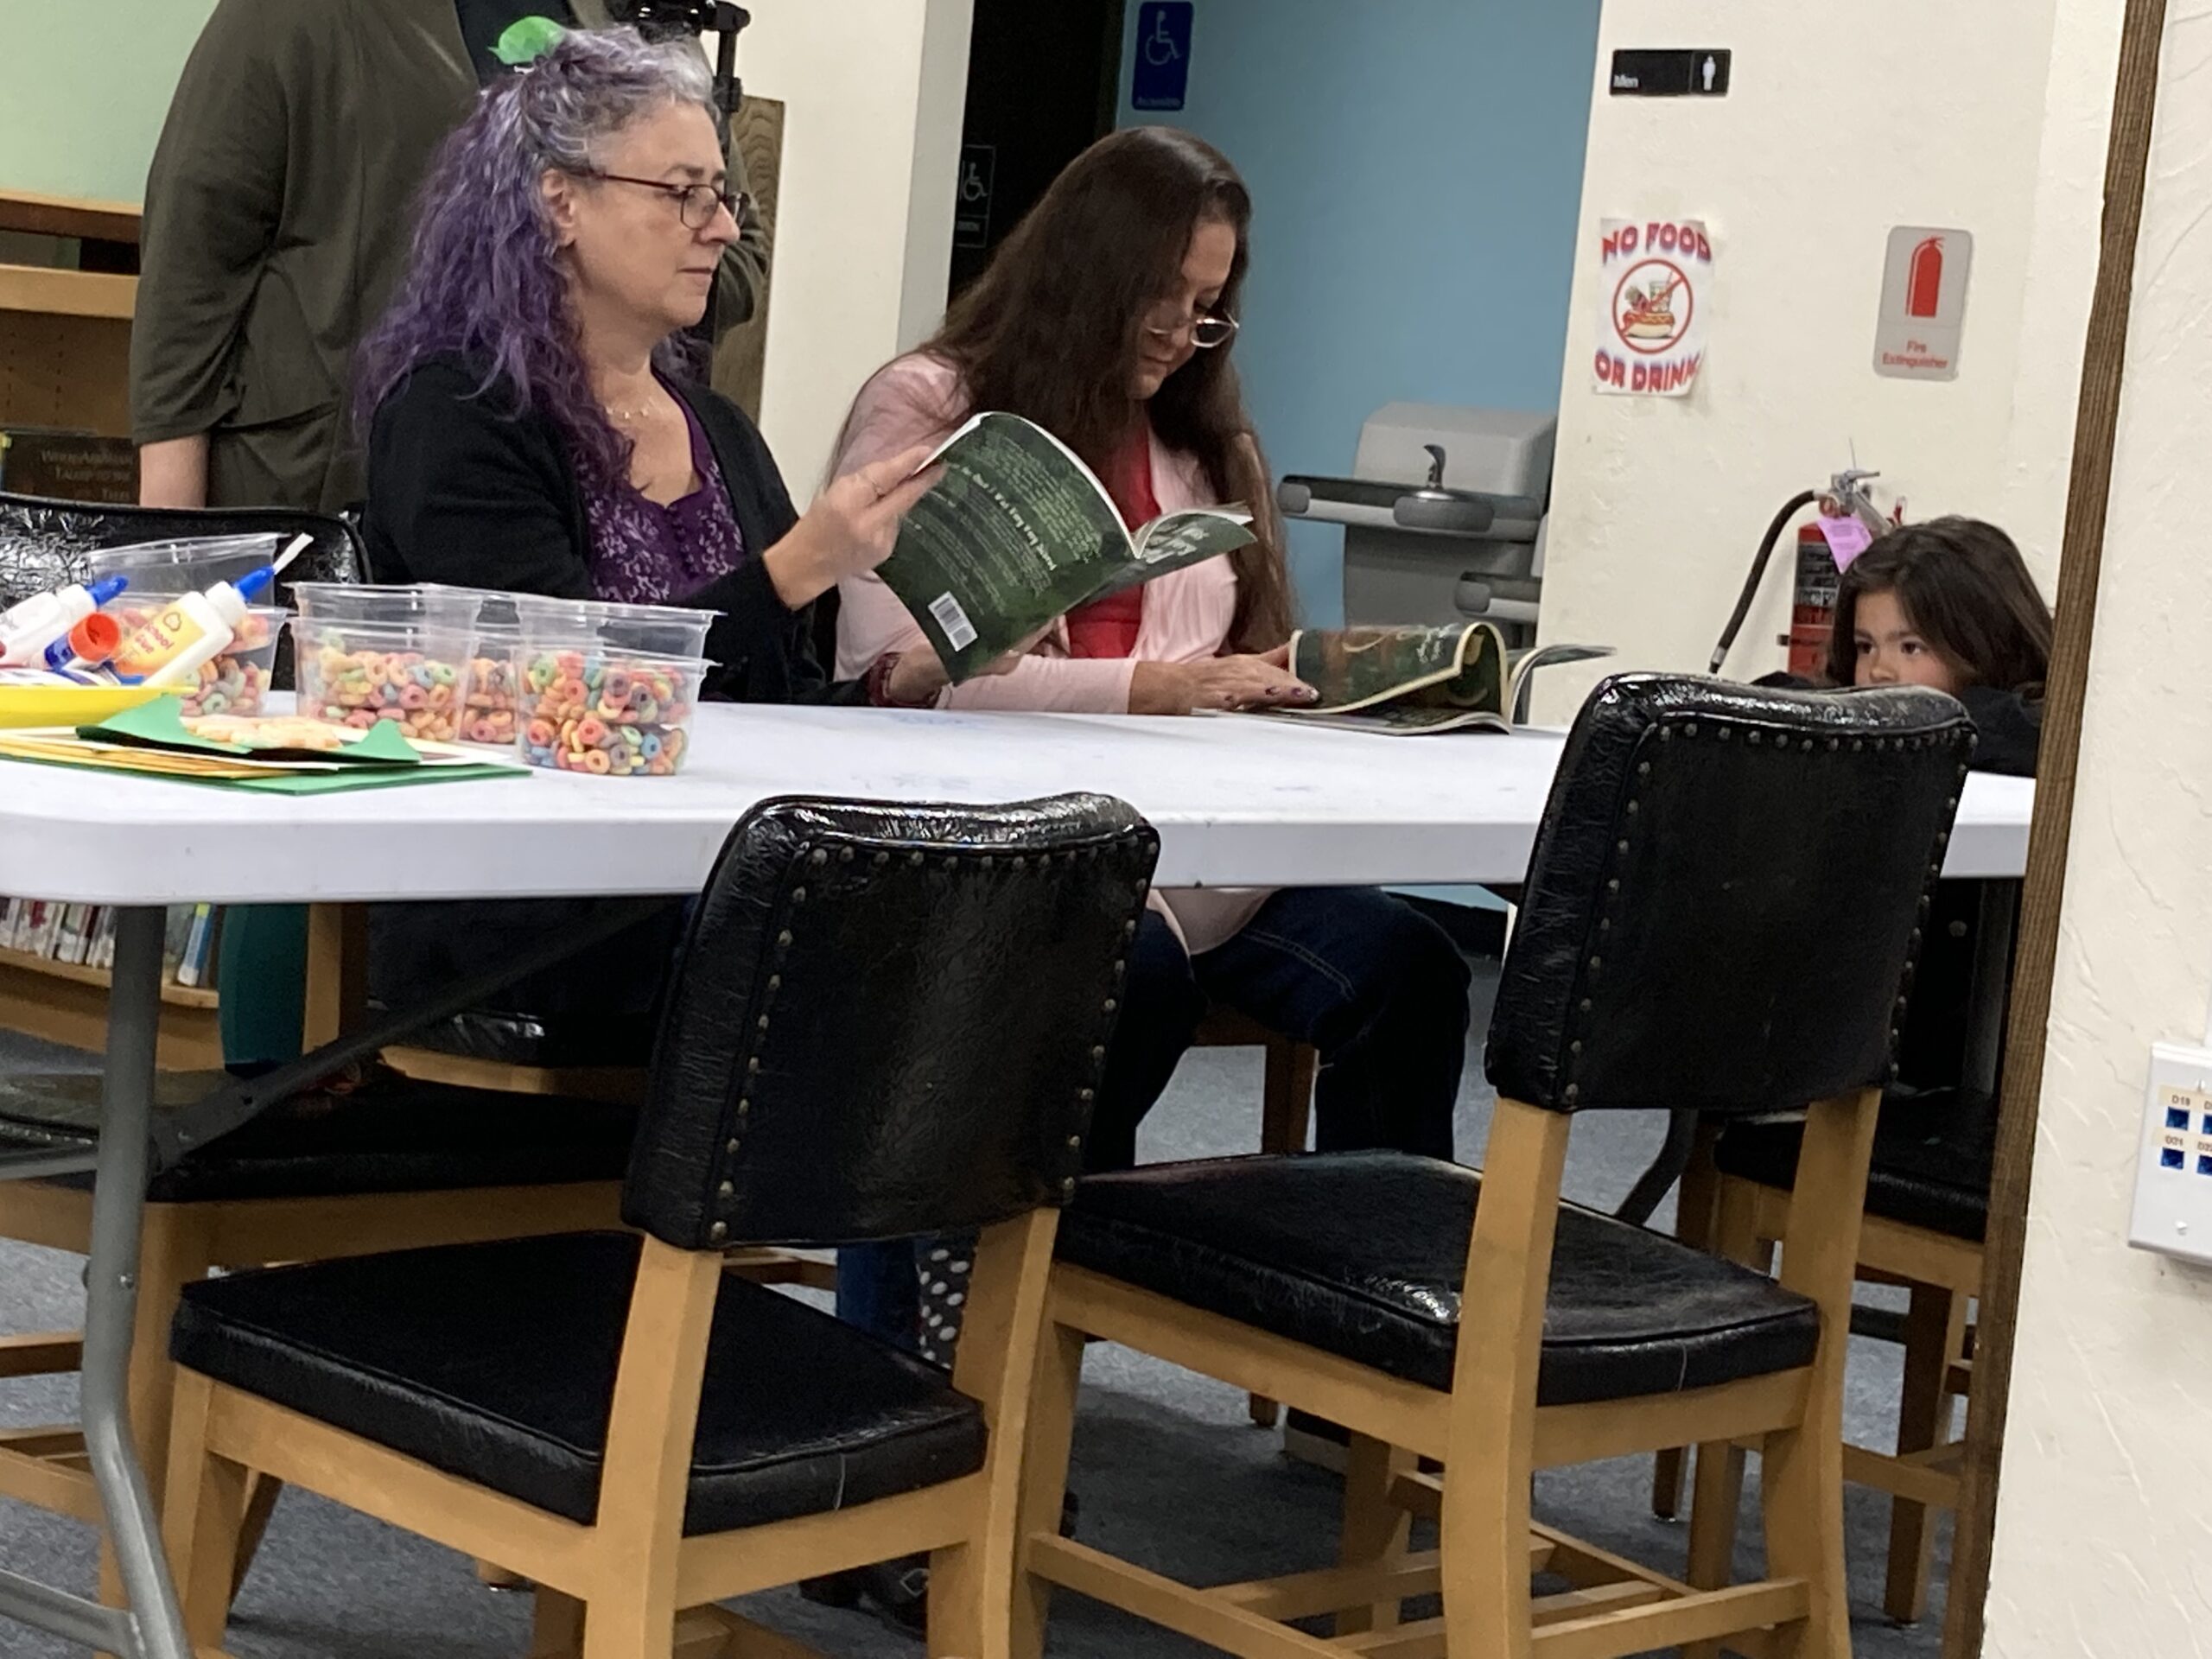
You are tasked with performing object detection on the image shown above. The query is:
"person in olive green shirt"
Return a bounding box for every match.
[130,0,767,514]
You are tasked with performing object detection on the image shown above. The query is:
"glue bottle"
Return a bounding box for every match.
[0,575,130,666]
[41,612,122,673]
[110,567,276,687]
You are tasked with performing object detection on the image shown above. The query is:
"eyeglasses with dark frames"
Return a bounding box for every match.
[579,171,750,232]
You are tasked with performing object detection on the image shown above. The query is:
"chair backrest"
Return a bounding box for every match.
[0,492,365,687]
[1486,674,1974,1117]
[624,792,1160,1250]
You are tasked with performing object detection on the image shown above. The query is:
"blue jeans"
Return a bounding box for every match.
[837,887,1471,1346]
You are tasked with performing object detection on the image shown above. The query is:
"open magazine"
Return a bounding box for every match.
[1256,624,1614,734]
[876,411,1255,683]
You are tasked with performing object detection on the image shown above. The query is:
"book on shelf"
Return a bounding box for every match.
[1252,625,1614,735]
[876,411,1256,683]
[53,904,88,966]
[174,904,218,988]
[0,895,211,987]
[0,428,138,505]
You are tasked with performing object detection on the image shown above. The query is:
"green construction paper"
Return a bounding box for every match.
[493,16,569,65]
[216,763,524,796]
[82,697,424,767]
[0,746,522,795]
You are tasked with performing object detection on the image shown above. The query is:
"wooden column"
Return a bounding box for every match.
[1942,3,2171,1652]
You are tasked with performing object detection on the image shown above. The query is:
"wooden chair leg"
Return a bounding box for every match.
[1883,1282,1967,1623]
[1337,1433,1414,1636]
[932,1211,1058,1659]
[1759,1092,1877,1659]
[1249,1036,1315,1428]
[1013,1320,1087,1659]
[1441,1097,1570,1659]
[1654,1122,1724,1520]
[528,1588,588,1659]
[579,1597,673,1659]
[1680,1189,1777,1659]
[229,1471,283,1603]
[162,1368,252,1654]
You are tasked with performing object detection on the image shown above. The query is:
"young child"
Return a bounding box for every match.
[1796,516,2053,1096]
[1822,516,2053,776]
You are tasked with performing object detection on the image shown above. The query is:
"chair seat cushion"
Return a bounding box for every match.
[0,1071,637,1204]
[1714,1086,1993,1243]
[1058,1152,1820,1406]
[171,1232,986,1534]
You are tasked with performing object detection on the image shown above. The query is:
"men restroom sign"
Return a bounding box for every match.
[1592,218,1713,397]
[1874,226,1973,381]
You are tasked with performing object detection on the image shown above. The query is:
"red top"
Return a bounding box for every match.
[1065,427,1158,659]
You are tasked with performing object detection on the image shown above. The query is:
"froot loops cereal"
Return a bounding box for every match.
[296,626,469,742]
[180,608,276,718]
[107,603,279,717]
[461,645,519,747]
[517,648,701,776]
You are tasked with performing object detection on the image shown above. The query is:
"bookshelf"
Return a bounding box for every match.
[0,942,221,1068]
[0,188,139,442]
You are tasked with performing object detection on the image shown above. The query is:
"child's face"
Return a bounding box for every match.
[1852,590,1961,696]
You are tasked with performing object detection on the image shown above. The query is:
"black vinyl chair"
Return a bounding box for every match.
[162,792,1159,1659]
[1014,676,1973,1659]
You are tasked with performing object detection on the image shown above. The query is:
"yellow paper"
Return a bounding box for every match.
[0,685,168,730]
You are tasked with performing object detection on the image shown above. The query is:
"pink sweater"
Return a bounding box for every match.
[830,352,1266,951]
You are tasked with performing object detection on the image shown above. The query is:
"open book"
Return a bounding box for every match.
[876,412,1255,683]
[1258,624,1614,734]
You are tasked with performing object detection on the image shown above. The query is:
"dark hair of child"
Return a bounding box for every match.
[1823,516,2053,693]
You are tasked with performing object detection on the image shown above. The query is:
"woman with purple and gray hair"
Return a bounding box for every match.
[357,26,955,708]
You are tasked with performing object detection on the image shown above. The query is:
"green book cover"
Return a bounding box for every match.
[876,411,1256,683]
[1263,628,1614,735]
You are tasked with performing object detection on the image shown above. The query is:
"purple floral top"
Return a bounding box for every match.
[582,391,746,604]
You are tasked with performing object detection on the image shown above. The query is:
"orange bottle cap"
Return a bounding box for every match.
[65,612,120,664]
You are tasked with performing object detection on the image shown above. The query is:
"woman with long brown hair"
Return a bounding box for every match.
[825,128,1472,1377]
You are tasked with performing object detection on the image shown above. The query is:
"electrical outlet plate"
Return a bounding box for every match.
[2128,1041,2212,1262]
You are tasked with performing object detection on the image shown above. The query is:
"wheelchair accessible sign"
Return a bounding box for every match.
[1131,2,1192,111]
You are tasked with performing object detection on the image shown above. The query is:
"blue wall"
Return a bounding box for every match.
[1120,0,1602,626]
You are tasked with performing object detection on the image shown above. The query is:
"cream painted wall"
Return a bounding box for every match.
[1534,0,2116,717]
[1983,11,2212,1651]
[740,0,972,499]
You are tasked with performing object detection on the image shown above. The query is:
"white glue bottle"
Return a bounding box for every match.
[111,566,276,687]
[0,575,130,666]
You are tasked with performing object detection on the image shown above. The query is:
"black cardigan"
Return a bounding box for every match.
[361,351,861,705]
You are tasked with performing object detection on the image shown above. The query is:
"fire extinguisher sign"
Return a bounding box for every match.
[1874,226,1973,381]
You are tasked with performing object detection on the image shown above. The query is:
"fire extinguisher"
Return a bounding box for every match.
[1709,468,1892,677]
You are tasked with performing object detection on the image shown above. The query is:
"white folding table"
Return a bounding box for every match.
[0,703,2034,1657]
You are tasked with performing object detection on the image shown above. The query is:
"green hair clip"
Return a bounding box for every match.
[492,15,570,67]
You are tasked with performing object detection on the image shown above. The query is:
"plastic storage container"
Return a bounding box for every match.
[513,643,707,776]
[290,617,478,743]
[86,534,279,597]
[288,582,481,628]
[406,587,560,747]
[512,594,716,658]
[100,595,289,717]
[175,606,285,717]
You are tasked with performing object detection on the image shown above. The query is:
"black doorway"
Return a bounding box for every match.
[949,0,1127,295]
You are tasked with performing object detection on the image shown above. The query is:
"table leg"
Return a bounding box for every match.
[81,907,191,1659]
[1961,880,2021,1099]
